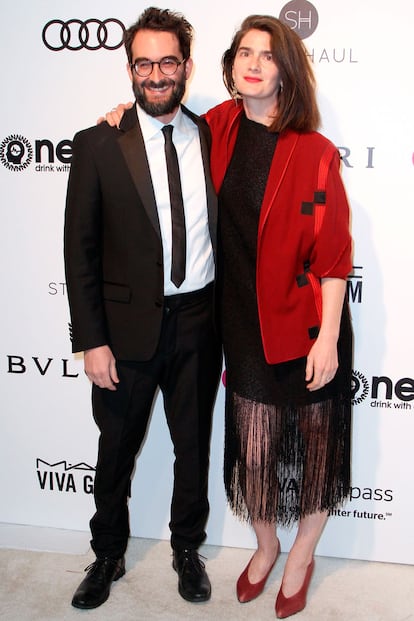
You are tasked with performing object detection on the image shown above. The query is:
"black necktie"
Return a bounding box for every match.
[162,124,186,288]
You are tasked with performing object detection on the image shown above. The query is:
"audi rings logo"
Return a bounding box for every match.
[42,18,126,51]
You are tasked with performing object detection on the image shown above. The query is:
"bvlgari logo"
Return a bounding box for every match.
[5,355,79,378]
[279,0,319,39]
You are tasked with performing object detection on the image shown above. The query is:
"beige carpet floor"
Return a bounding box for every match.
[1,533,413,621]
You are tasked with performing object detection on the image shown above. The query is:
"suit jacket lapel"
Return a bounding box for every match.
[117,104,218,256]
[117,106,161,238]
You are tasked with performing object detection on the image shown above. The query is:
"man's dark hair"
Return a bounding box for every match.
[124,7,193,64]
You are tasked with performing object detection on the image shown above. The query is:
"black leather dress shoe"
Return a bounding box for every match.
[172,549,211,602]
[71,557,125,609]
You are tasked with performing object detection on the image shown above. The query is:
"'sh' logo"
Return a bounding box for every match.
[42,18,126,51]
[279,0,319,39]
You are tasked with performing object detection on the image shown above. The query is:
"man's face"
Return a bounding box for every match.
[127,29,192,122]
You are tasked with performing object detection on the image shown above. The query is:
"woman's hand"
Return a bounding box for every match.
[305,334,338,391]
[305,277,346,391]
[97,102,133,128]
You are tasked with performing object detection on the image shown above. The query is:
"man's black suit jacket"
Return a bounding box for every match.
[64,104,218,361]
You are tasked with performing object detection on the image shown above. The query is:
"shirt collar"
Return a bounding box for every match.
[136,103,185,142]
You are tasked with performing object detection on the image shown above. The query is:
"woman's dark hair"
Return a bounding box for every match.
[124,7,193,64]
[222,15,320,132]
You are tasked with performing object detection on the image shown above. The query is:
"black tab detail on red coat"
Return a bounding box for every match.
[301,201,314,215]
[296,273,308,287]
[296,261,311,288]
[308,325,320,340]
[314,190,326,204]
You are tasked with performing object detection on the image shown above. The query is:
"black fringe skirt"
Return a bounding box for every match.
[224,390,351,527]
[222,302,353,527]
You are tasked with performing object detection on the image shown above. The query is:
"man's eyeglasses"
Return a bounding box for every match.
[131,57,186,78]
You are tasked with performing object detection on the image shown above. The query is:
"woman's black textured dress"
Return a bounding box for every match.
[218,113,352,525]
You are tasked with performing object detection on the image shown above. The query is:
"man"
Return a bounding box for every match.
[64,7,221,610]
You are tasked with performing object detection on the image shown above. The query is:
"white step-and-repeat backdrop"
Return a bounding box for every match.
[1,0,413,564]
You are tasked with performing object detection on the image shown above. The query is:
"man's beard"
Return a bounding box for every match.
[132,75,186,117]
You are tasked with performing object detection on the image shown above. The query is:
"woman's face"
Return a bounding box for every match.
[232,29,281,105]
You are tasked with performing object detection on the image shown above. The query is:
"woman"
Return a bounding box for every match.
[206,16,352,618]
[104,14,353,618]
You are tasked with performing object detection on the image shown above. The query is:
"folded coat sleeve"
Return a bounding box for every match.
[310,149,353,280]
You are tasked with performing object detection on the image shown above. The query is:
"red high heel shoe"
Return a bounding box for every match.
[275,559,314,618]
[236,540,280,603]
